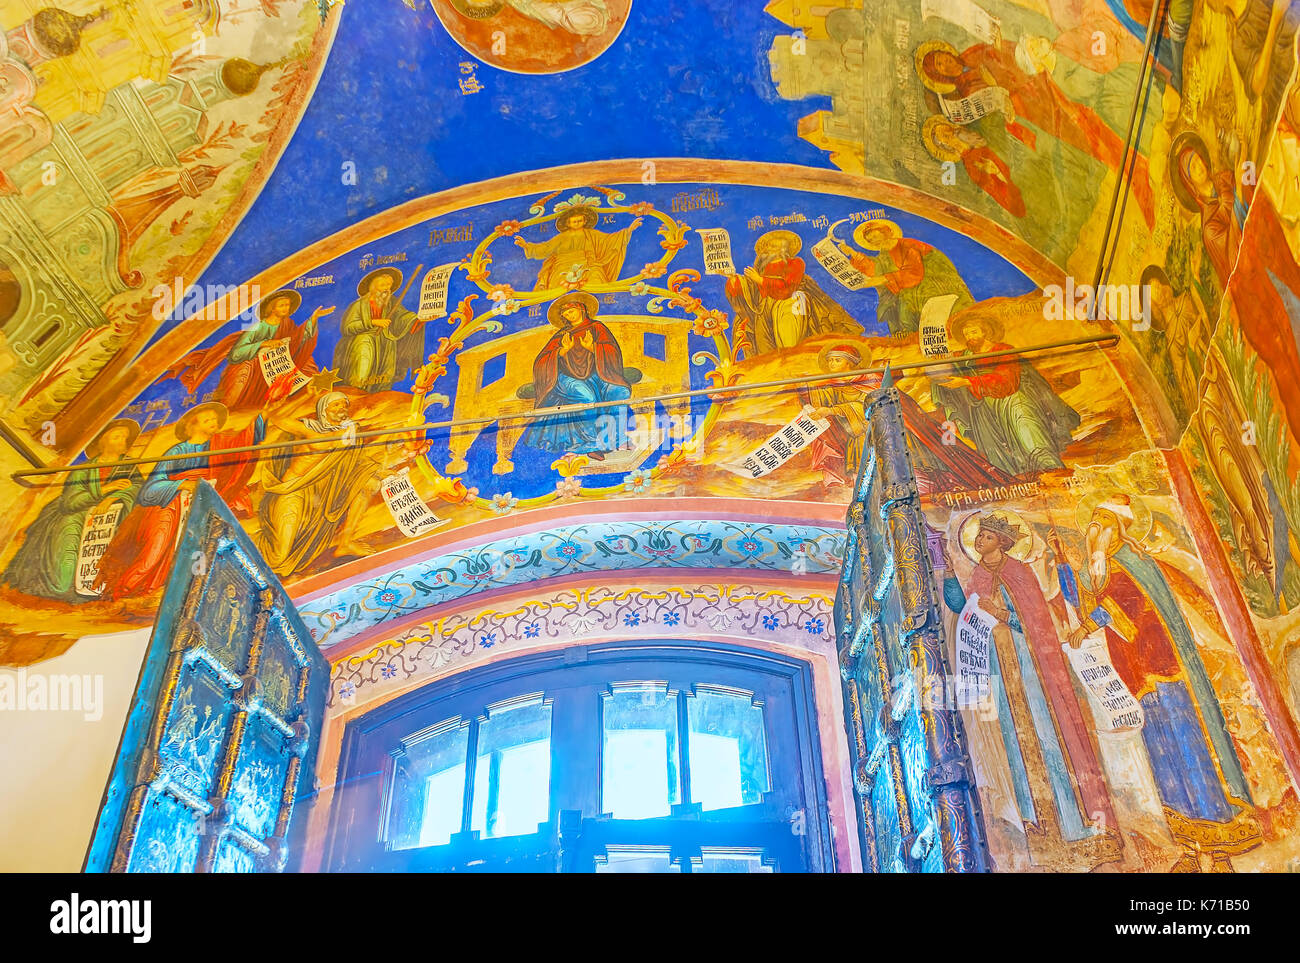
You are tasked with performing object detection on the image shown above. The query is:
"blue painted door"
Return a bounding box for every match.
[85,482,330,873]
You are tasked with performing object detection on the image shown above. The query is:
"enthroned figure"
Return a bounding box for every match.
[514,205,641,290]
[520,292,633,460]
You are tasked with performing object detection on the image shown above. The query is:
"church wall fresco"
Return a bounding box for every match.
[0,0,338,431]
[0,0,1296,873]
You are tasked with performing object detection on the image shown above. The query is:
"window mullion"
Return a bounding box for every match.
[675,688,692,810]
[461,717,480,836]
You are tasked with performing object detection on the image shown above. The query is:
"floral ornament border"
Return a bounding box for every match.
[328,584,834,710]
[300,519,846,648]
[402,185,756,514]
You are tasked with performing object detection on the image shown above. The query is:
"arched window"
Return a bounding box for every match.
[324,641,835,872]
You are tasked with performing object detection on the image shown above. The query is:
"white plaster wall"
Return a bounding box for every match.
[0,627,152,872]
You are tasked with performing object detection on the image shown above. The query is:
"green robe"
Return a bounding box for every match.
[333,294,421,393]
[3,463,140,600]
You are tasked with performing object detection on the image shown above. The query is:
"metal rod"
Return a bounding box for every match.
[11,334,1117,482]
[1088,0,1170,318]
[0,418,46,469]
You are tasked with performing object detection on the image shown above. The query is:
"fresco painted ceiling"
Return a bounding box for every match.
[2,0,1300,678]
[4,0,1300,878]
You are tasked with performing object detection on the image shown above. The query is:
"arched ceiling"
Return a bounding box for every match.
[3,0,1299,664]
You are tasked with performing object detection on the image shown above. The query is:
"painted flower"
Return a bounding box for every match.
[495,219,522,236]
[524,623,541,638]
[641,262,667,278]
[662,611,681,626]
[762,614,781,631]
[739,539,761,555]
[498,299,521,315]
[488,283,516,302]
[377,589,401,606]
[338,682,356,700]
[804,618,825,635]
[557,539,582,558]
[555,477,583,499]
[629,201,655,215]
[479,632,497,648]
[692,309,729,338]
[490,492,518,515]
[624,468,653,494]
[623,612,642,627]
[380,663,398,679]
[555,193,600,214]
[629,281,650,296]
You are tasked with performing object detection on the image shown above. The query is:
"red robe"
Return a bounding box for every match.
[95,420,264,601]
[166,317,318,410]
[963,146,1027,217]
[969,555,1116,828]
[962,341,1022,399]
[532,319,627,405]
[724,257,805,301]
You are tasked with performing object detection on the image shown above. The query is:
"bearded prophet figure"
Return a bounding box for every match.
[1056,498,1261,871]
[257,392,391,576]
[800,343,1014,492]
[2,419,141,601]
[521,293,631,458]
[515,207,641,290]
[836,220,974,340]
[95,402,270,600]
[930,314,1080,476]
[942,513,1120,860]
[724,230,862,352]
[166,290,330,410]
[334,268,423,393]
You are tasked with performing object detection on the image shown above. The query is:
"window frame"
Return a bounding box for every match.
[323,640,835,872]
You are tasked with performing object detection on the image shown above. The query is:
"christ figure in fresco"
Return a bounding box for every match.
[514,205,642,290]
[724,230,863,353]
[799,342,1014,493]
[943,513,1122,867]
[1055,496,1262,872]
[166,290,331,410]
[94,397,278,600]
[930,313,1080,477]
[520,293,631,460]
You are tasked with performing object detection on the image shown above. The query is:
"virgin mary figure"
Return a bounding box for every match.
[520,292,631,460]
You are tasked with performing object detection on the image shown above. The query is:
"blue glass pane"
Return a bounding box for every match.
[471,696,552,839]
[387,720,469,850]
[596,846,681,873]
[601,683,679,819]
[687,687,770,810]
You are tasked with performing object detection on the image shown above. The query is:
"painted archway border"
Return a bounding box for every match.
[294,499,849,650]
[301,571,862,872]
[60,158,1071,452]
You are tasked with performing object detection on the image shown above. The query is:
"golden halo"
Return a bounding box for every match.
[914,40,960,95]
[547,291,600,326]
[87,418,141,459]
[1169,130,1212,213]
[357,267,403,297]
[175,402,229,440]
[257,289,300,320]
[946,308,1003,345]
[554,207,599,232]
[852,218,903,253]
[756,229,802,256]
[959,509,1035,563]
[922,114,964,163]
[817,341,870,372]
[1076,492,1154,544]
